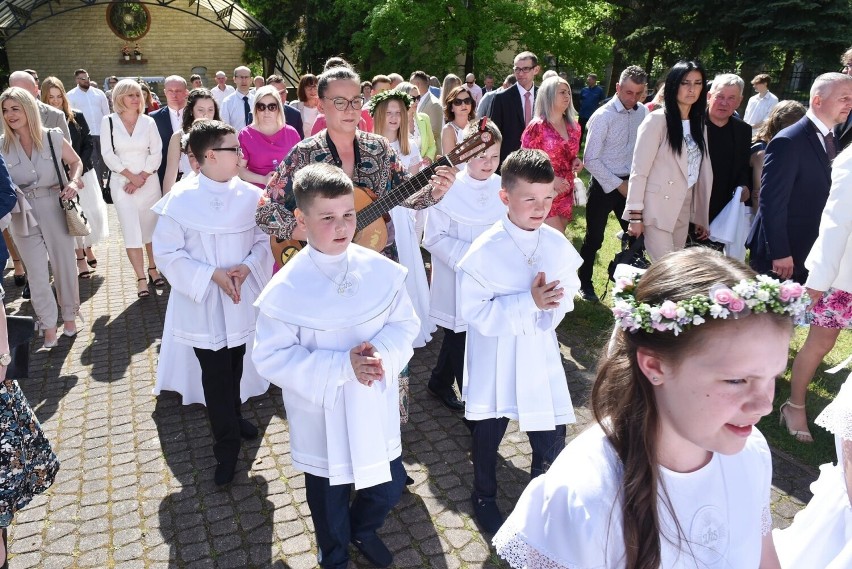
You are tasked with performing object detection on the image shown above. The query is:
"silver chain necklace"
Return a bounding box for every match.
[309,254,351,295]
[505,228,541,266]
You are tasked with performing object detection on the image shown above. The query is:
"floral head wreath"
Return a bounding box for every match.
[612,273,809,335]
[367,89,413,116]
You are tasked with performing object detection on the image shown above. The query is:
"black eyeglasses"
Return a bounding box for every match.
[256,102,279,112]
[513,66,535,73]
[452,97,473,106]
[324,96,365,111]
[211,146,243,156]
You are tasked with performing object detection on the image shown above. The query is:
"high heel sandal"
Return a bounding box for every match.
[779,400,814,443]
[147,267,166,288]
[137,277,150,298]
[77,257,93,279]
[11,257,25,286]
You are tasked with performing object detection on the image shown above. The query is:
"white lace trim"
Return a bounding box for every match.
[493,520,577,569]
[815,391,852,441]
[761,504,772,536]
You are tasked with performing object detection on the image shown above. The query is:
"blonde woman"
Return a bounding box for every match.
[238,85,300,189]
[440,73,462,108]
[100,79,163,298]
[521,76,584,233]
[41,76,108,278]
[395,81,436,163]
[0,87,82,348]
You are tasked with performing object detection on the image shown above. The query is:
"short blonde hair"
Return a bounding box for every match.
[251,85,284,129]
[1,87,44,154]
[112,79,144,115]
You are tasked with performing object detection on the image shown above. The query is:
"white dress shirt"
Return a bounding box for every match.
[211,84,236,107]
[220,90,255,131]
[67,86,110,135]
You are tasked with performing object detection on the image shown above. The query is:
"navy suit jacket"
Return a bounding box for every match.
[488,84,535,166]
[749,116,832,280]
[283,106,304,141]
[0,155,18,263]
[149,106,174,187]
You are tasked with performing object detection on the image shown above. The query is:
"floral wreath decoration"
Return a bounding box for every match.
[367,89,413,116]
[612,273,810,335]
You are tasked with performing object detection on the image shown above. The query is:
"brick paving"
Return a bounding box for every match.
[4,210,818,568]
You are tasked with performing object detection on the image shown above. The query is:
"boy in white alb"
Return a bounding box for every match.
[151,120,272,486]
[423,121,504,411]
[252,164,420,569]
[457,149,583,534]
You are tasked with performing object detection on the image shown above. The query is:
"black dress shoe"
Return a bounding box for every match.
[578,287,600,303]
[352,535,393,568]
[214,460,237,486]
[239,418,258,440]
[471,495,504,535]
[426,385,465,411]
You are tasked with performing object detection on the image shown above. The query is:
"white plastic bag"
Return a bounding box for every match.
[709,187,751,261]
[573,177,588,206]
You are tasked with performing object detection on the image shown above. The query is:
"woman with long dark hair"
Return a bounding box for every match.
[625,60,713,261]
[162,88,219,193]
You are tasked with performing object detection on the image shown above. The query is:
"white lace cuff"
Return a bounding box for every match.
[493,520,578,569]
[815,396,852,441]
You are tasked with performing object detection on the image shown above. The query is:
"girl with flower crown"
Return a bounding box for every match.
[494,248,808,569]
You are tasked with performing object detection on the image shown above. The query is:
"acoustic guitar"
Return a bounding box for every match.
[272,117,496,266]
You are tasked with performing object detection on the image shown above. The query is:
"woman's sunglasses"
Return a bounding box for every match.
[256,102,279,112]
[452,97,473,106]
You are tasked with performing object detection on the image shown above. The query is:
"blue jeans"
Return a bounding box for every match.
[471,417,566,500]
[305,456,406,569]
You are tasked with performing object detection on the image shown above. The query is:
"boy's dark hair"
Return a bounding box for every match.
[188,120,236,165]
[501,149,554,191]
[293,163,354,211]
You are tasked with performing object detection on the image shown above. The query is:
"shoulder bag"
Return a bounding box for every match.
[102,117,114,204]
[46,130,91,237]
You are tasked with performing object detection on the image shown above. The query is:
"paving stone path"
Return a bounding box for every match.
[4,211,817,568]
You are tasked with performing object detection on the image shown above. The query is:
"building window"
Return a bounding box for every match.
[107,1,151,41]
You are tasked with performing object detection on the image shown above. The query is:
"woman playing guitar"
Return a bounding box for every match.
[255,61,456,264]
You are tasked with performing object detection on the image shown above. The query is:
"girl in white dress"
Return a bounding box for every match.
[370,89,434,348]
[773,371,852,568]
[494,248,809,569]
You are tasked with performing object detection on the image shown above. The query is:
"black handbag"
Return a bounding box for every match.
[608,234,650,281]
[6,315,34,379]
[102,117,114,205]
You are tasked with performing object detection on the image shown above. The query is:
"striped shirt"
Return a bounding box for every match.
[583,96,647,193]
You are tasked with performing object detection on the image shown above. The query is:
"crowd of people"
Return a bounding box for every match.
[0,45,851,569]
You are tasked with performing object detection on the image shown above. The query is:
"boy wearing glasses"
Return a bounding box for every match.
[488,51,541,165]
[152,120,272,486]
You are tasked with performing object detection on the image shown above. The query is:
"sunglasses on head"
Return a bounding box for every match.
[256,102,279,112]
[452,97,473,106]
[412,95,421,102]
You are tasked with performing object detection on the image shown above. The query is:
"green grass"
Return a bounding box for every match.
[558,188,850,469]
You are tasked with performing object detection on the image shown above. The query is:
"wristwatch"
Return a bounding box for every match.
[0,353,11,366]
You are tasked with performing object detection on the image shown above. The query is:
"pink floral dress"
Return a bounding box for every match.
[809,288,852,329]
[521,117,581,220]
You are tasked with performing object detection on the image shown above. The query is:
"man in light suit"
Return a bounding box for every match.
[8,71,70,141]
[149,75,188,187]
[749,72,852,283]
[487,51,540,166]
[410,70,442,148]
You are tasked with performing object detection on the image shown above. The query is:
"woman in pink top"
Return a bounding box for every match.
[521,76,583,234]
[237,85,301,188]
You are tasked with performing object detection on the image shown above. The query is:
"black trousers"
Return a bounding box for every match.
[470,417,566,501]
[193,344,246,464]
[305,457,406,569]
[429,327,466,395]
[578,177,629,290]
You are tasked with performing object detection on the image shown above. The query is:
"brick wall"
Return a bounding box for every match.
[6,3,248,94]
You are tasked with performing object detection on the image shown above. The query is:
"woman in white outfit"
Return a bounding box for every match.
[0,88,82,349]
[100,79,163,298]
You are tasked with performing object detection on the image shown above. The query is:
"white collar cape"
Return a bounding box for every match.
[255,243,407,331]
[458,215,579,294]
[433,170,506,226]
[151,174,261,233]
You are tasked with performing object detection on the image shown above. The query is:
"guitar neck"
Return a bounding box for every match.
[355,155,452,232]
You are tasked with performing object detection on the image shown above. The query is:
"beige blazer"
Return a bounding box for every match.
[624,110,713,232]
